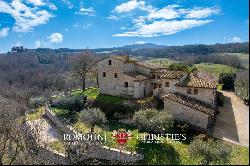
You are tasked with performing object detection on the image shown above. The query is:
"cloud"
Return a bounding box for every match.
[34,40,41,48]
[147,5,180,20]
[112,1,220,37]
[48,33,63,43]
[113,19,212,37]
[48,4,57,10]
[113,0,146,13]
[27,0,44,6]
[62,0,74,9]
[107,15,119,20]
[75,7,96,16]
[184,7,220,19]
[0,0,53,32]
[73,23,92,29]
[75,2,95,16]
[135,41,146,44]
[227,36,242,43]
[0,27,9,37]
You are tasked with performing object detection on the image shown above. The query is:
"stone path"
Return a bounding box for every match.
[212,91,249,147]
[27,118,60,145]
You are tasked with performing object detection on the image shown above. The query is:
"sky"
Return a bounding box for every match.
[0,0,249,53]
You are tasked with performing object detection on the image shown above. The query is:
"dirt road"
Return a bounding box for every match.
[212,91,249,147]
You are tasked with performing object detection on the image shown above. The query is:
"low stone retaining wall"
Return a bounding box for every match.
[44,105,143,162]
[44,104,76,134]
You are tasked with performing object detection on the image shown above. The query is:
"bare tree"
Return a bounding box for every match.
[70,52,97,91]
[235,70,249,102]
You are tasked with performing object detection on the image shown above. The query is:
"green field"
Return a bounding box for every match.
[193,63,238,78]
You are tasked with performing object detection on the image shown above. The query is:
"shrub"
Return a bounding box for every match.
[79,108,107,132]
[51,95,86,112]
[219,73,236,90]
[133,108,173,133]
[217,91,225,107]
[92,101,137,120]
[188,135,232,165]
[168,63,188,71]
[28,96,46,108]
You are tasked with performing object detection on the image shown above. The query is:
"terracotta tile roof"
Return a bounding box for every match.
[161,70,186,79]
[198,72,218,87]
[175,73,216,89]
[163,93,215,115]
[124,72,149,80]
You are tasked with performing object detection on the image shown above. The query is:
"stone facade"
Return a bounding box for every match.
[164,98,210,130]
[174,87,216,105]
[97,56,217,131]
[97,56,162,99]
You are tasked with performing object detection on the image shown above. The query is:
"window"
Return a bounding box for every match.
[165,82,170,87]
[124,82,128,87]
[152,74,156,79]
[157,75,160,79]
[103,72,106,77]
[114,73,117,78]
[194,89,198,95]
[108,60,112,65]
[187,88,192,94]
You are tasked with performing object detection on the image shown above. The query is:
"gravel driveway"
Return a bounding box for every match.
[212,91,249,147]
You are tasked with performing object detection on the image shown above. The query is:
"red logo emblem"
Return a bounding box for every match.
[112,129,132,146]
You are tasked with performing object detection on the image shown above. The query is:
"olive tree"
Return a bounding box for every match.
[79,108,107,132]
[188,135,232,165]
[133,108,173,133]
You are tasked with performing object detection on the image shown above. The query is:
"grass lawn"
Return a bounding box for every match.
[51,107,78,123]
[70,87,125,104]
[229,144,249,165]
[193,63,238,78]
[27,107,45,121]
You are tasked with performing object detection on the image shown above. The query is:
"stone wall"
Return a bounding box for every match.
[98,57,154,99]
[164,98,210,130]
[135,64,151,76]
[98,57,124,96]
[44,105,75,134]
[70,145,143,162]
[44,106,143,162]
[174,87,216,106]
[161,78,180,94]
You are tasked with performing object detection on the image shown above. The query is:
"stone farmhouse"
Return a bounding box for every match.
[97,56,217,132]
